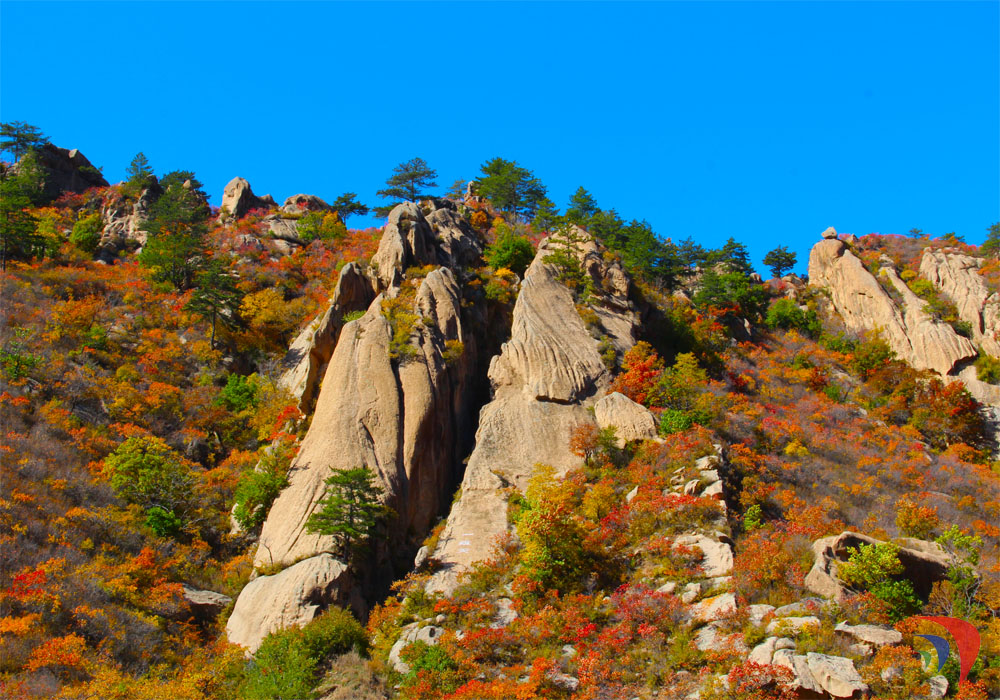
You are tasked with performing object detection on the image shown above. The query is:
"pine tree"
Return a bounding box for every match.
[532,197,562,234]
[329,192,369,223]
[476,157,546,221]
[305,467,391,557]
[0,166,42,270]
[125,152,155,191]
[375,158,437,215]
[187,257,242,348]
[0,121,49,161]
[565,186,600,226]
[762,245,797,278]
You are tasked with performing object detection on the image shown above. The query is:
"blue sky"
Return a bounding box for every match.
[2,1,997,275]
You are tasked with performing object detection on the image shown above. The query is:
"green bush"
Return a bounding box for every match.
[484,225,535,277]
[217,373,260,413]
[297,211,347,242]
[69,213,102,253]
[743,504,764,532]
[837,542,920,621]
[850,335,896,378]
[765,298,821,337]
[975,353,1000,384]
[145,506,183,537]
[239,607,369,700]
[659,408,694,435]
[103,436,193,517]
[233,444,292,533]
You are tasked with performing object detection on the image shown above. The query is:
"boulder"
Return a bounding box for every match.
[805,653,868,698]
[229,202,492,646]
[772,650,824,695]
[594,392,658,446]
[920,248,1000,358]
[427,229,637,595]
[181,584,231,623]
[371,200,482,291]
[689,592,736,624]
[834,621,902,646]
[673,534,733,577]
[765,616,821,635]
[226,554,349,653]
[389,623,443,674]
[821,226,839,240]
[281,193,331,215]
[220,177,275,219]
[695,623,747,654]
[747,604,775,626]
[492,598,518,628]
[804,531,956,601]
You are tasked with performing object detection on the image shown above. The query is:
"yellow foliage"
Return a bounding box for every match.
[783,440,810,458]
[0,613,41,635]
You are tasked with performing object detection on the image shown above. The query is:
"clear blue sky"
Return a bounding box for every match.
[2,1,997,275]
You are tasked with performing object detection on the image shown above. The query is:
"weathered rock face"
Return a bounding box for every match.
[220,177,275,219]
[13,144,108,202]
[808,232,978,375]
[372,199,483,291]
[427,229,638,594]
[229,201,485,645]
[278,263,376,412]
[99,184,161,250]
[226,554,351,652]
[919,248,1000,357]
[804,531,956,602]
[809,231,1000,405]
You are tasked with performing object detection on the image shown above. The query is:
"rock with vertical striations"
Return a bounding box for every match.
[278,262,376,412]
[427,228,637,594]
[809,230,977,376]
[229,201,486,647]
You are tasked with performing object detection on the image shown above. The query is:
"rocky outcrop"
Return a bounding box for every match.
[181,585,231,623]
[282,193,331,215]
[372,200,485,292]
[427,229,638,594]
[594,392,657,445]
[809,231,1000,405]
[220,177,276,219]
[278,263,376,411]
[13,143,108,202]
[229,200,485,645]
[808,230,977,376]
[99,183,161,250]
[919,248,1000,357]
[226,554,352,652]
[804,531,956,601]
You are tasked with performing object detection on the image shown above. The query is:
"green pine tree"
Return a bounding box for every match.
[305,467,392,558]
[187,256,243,348]
[476,157,547,221]
[330,192,369,223]
[0,121,49,161]
[375,158,437,216]
[0,165,42,270]
[762,245,797,278]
